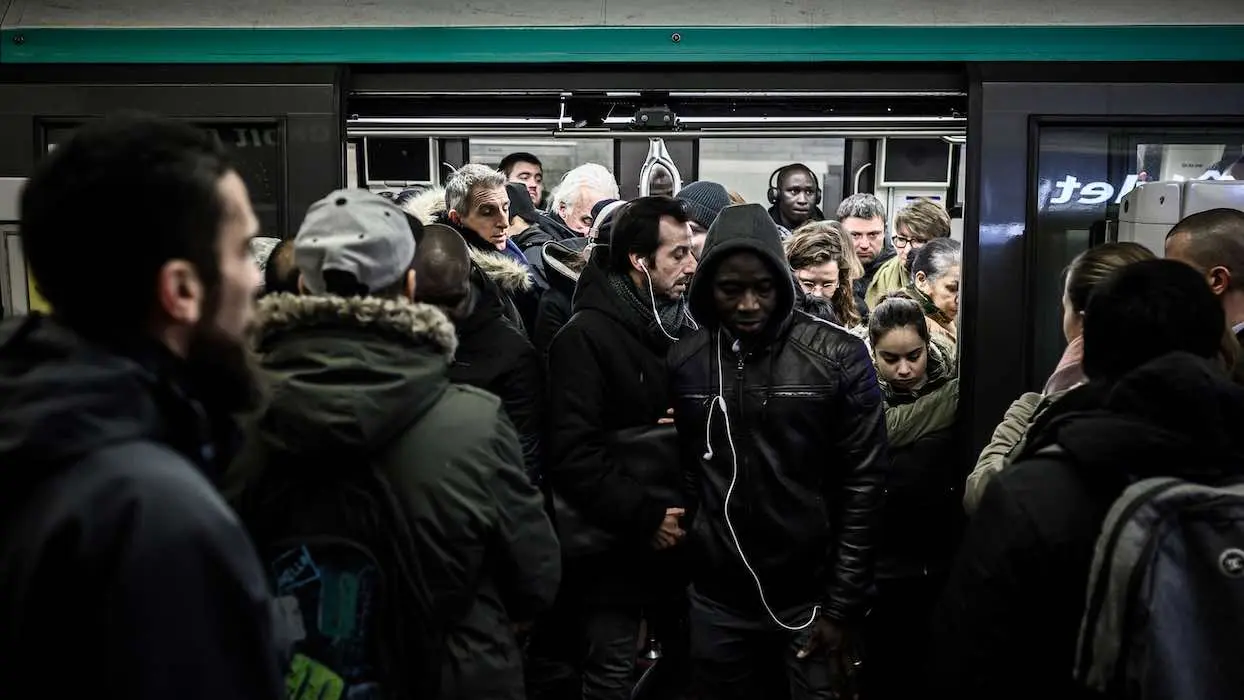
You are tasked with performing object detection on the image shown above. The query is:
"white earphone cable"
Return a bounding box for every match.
[703,330,821,631]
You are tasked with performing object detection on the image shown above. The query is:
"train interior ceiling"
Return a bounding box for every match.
[346,84,969,234]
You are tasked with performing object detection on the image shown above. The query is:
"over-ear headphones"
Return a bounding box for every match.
[766,164,822,206]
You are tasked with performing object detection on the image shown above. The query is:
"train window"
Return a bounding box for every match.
[1031,124,1244,384]
[467,139,614,209]
[42,120,284,237]
[698,138,846,208]
[365,138,433,183]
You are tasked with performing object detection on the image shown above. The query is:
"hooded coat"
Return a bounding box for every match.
[532,236,590,358]
[930,352,1244,700]
[668,203,889,622]
[0,315,283,700]
[227,294,560,700]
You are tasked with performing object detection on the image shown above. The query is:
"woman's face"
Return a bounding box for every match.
[1061,279,1084,343]
[916,265,960,321]
[795,260,841,299]
[873,326,929,392]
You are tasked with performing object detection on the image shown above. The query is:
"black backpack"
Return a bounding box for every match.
[1073,474,1244,700]
[235,448,442,700]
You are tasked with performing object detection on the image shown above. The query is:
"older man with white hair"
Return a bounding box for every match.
[514,162,621,290]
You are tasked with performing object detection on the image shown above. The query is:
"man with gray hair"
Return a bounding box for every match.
[837,193,896,319]
[514,163,621,290]
[443,163,529,263]
[437,162,540,332]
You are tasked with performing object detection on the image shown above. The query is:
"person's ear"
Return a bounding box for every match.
[155,259,203,325]
[404,269,417,301]
[1208,265,1231,296]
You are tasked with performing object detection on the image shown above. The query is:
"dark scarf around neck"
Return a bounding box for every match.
[607,271,692,345]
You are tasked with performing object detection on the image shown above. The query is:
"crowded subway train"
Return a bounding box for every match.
[5,4,1244,699]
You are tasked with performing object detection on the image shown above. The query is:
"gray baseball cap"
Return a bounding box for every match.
[294,189,416,295]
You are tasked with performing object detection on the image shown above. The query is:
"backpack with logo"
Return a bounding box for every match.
[235,448,443,700]
[1073,475,1244,699]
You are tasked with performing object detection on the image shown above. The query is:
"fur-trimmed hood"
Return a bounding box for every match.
[402,186,447,226]
[401,186,533,294]
[469,247,533,295]
[255,293,457,359]
[249,293,458,454]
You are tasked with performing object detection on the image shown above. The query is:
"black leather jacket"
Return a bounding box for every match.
[669,203,888,622]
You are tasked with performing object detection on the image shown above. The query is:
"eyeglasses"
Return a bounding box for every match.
[892,234,929,248]
[799,279,839,294]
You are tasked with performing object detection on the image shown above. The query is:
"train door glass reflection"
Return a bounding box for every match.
[1031,125,1244,384]
[43,121,284,236]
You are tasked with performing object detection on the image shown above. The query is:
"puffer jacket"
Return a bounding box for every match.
[874,341,962,580]
[227,294,560,700]
[669,203,888,622]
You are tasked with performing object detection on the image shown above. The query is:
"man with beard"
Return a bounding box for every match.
[414,223,543,481]
[668,203,887,699]
[834,193,892,319]
[229,189,559,700]
[0,115,282,699]
[528,196,697,700]
[767,164,826,232]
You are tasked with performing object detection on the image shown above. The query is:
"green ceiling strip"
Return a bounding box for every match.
[2,25,1244,64]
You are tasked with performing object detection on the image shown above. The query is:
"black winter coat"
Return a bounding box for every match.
[929,352,1244,700]
[450,263,544,480]
[0,316,283,700]
[669,203,888,623]
[532,237,589,359]
[545,249,688,558]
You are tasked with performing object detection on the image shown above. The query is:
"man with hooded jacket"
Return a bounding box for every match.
[228,189,560,700]
[668,203,888,699]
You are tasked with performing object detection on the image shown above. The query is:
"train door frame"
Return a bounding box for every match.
[963,61,1244,455]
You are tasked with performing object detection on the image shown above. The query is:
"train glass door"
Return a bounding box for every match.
[1030,123,1244,385]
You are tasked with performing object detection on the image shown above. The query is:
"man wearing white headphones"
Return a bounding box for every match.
[668,203,888,699]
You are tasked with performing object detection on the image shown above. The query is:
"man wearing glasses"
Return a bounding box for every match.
[863,198,951,309]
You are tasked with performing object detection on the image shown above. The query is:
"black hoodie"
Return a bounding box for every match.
[0,315,282,700]
[930,352,1244,700]
[669,203,888,622]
